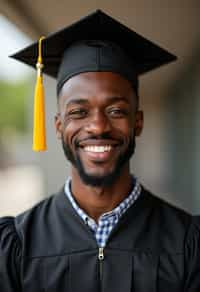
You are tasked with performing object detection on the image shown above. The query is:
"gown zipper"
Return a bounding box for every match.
[98,247,104,284]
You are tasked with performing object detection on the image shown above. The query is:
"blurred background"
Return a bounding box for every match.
[0,0,200,216]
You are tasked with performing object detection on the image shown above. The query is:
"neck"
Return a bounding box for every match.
[70,166,132,222]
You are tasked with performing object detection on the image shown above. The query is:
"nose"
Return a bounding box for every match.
[84,110,112,135]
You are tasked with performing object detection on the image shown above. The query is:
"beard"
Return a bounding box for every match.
[61,132,135,187]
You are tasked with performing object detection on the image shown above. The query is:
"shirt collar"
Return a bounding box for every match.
[64,176,141,224]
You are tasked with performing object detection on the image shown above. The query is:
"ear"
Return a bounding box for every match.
[134,110,144,136]
[54,113,62,139]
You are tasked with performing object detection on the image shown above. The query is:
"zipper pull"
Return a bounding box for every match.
[98,247,104,260]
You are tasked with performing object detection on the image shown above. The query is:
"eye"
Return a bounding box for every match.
[107,107,128,118]
[67,108,88,119]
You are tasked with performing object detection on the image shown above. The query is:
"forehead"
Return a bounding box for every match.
[59,71,137,106]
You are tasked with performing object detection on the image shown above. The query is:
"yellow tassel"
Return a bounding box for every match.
[33,36,47,151]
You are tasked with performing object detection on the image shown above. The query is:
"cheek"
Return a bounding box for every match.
[62,121,83,146]
[111,118,133,136]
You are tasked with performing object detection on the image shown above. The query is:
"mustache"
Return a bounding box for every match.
[75,133,124,148]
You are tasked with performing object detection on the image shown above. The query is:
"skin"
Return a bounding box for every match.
[55,72,143,222]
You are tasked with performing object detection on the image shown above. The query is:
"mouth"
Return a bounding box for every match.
[83,145,112,153]
[78,142,120,162]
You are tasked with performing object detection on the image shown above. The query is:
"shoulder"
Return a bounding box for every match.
[14,187,65,237]
[140,191,200,288]
[0,192,58,247]
[135,187,194,252]
[14,188,67,257]
[141,187,192,223]
[0,186,77,259]
[3,187,66,257]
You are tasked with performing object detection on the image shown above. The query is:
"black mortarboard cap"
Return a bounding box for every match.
[11,9,177,95]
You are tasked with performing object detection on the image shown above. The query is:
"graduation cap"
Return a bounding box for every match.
[11,9,177,152]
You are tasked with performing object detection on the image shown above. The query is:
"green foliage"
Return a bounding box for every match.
[0,79,31,135]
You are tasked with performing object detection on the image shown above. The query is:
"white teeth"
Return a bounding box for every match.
[84,145,112,153]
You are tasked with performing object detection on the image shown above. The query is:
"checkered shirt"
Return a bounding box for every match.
[64,177,141,247]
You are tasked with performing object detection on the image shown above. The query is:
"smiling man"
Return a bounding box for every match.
[0,10,200,292]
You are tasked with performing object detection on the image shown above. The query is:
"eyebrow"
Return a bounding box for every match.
[65,96,130,107]
[65,99,89,107]
[106,96,130,104]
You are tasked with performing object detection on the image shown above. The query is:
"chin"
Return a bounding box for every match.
[80,174,120,187]
[77,164,124,187]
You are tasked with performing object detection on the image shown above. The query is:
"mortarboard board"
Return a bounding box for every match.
[10,9,177,152]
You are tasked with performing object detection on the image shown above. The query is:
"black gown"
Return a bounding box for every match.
[0,186,200,292]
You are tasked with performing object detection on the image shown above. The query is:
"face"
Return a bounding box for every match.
[55,72,143,187]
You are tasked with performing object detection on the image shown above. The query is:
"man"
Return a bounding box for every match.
[0,10,200,292]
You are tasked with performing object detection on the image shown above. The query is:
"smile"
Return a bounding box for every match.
[83,145,112,153]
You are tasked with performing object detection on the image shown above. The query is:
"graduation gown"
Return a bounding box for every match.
[0,186,200,292]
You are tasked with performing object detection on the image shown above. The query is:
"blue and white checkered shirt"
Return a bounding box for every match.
[65,177,141,247]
